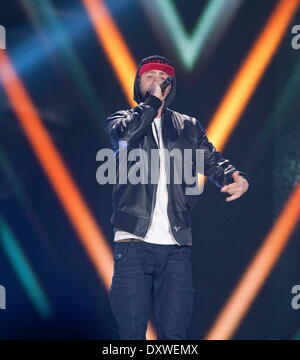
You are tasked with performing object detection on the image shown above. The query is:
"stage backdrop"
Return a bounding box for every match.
[0,0,299,340]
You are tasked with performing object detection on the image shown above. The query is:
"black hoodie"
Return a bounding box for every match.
[133,55,176,110]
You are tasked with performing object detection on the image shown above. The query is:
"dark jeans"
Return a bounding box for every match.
[109,240,195,340]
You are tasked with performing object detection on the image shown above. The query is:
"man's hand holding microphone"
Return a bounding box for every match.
[146,76,173,102]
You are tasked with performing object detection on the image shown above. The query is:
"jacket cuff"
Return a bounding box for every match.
[239,171,250,185]
[223,170,250,187]
[143,95,162,112]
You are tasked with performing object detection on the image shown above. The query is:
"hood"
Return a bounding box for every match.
[133,55,176,110]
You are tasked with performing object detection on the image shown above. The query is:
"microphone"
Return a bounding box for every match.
[160,76,174,91]
[145,76,174,99]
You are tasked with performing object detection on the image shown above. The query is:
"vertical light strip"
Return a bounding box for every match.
[205,182,300,339]
[206,0,300,149]
[81,0,137,107]
[0,216,53,318]
[0,50,113,289]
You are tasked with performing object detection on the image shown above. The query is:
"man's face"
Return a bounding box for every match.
[139,69,169,97]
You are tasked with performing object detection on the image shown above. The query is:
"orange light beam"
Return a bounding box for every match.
[206,0,300,150]
[81,0,137,107]
[0,50,113,289]
[203,0,300,340]
[205,182,300,340]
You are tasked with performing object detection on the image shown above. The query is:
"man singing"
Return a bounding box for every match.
[105,55,250,340]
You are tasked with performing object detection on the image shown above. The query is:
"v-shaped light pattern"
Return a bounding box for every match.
[142,0,244,71]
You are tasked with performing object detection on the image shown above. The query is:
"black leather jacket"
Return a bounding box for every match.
[104,93,250,246]
[105,58,250,246]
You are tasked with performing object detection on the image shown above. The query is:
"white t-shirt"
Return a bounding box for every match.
[114,117,178,245]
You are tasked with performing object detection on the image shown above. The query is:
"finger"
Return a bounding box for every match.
[221,183,239,193]
[163,84,171,94]
[234,176,244,184]
[228,187,244,196]
[225,193,240,202]
[162,85,171,99]
[232,170,240,180]
[221,184,232,192]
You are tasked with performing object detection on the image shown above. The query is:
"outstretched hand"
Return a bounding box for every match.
[220,171,249,202]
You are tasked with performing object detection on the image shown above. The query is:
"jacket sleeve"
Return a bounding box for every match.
[104,95,162,149]
[196,119,250,188]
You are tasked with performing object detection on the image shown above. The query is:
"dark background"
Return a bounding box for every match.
[0,0,299,340]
